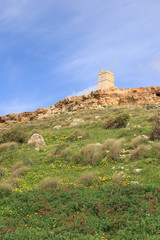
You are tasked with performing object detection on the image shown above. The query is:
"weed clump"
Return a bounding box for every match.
[77,172,95,186]
[38,177,60,189]
[108,138,125,161]
[54,144,66,156]
[11,161,23,172]
[130,144,149,161]
[150,111,160,140]
[11,167,28,178]
[102,139,115,151]
[0,127,26,144]
[59,148,70,158]
[104,113,130,129]
[112,172,124,184]
[81,144,102,166]
[0,142,18,152]
[131,136,143,149]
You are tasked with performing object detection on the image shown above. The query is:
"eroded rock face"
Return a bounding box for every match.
[1,86,160,124]
[28,133,46,147]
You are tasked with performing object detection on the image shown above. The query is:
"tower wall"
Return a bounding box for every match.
[97,70,114,90]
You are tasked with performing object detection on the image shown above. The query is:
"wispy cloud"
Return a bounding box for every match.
[68,85,97,97]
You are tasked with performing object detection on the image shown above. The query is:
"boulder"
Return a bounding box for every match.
[28,133,46,147]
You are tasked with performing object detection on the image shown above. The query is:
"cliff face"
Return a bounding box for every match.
[1,86,160,124]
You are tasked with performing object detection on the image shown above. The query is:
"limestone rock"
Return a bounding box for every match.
[134,169,142,173]
[1,86,160,124]
[53,125,61,130]
[141,135,149,141]
[70,118,85,127]
[28,133,46,147]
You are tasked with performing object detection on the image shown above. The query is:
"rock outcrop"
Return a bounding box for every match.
[1,86,160,124]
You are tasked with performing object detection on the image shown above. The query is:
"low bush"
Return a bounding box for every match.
[108,138,125,161]
[77,172,95,186]
[54,144,66,156]
[152,142,160,158]
[104,113,130,129]
[38,177,60,189]
[130,144,149,161]
[59,148,70,158]
[131,136,143,149]
[0,127,26,144]
[0,142,18,152]
[81,144,102,166]
[102,139,115,151]
[112,172,124,184]
[150,111,160,140]
[0,183,12,199]
[72,152,82,164]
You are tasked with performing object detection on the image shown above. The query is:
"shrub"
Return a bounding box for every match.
[10,167,28,178]
[81,144,102,166]
[131,136,143,149]
[0,183,12,199]
[150,111,160,140]
[72,152,82,164]
[77,172,95,186]
[104,114,130,129]
[82,131,91,139]
[112,172,124,184]
[59,148,70,158]
[55,144,66,156]
[0,142,18,152]
[152,142,160,158]
[0,127,26,144]
[130,144,149,161]
[38,177,60,189]
[108,138,125,161]
[102,139,115,151]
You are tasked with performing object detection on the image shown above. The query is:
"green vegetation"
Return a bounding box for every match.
[0,106,160,239]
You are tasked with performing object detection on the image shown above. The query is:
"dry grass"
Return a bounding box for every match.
[54,144,66,156]
[72,152,81,164]
[77,172,95,186]
[108,138,125,161]
[38,177,60,189]
[59,148,70,158]
[131,136,143,149]
[0,142,18,152]
[112,172,124,184]
[5,177,19,187]
[152,142,160,158]
[102,139,115,151]
[81,144,102,166]
[130,144,149,161]
[10,167,28,178]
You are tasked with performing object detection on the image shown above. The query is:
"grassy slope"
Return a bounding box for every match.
[0,106,160,239]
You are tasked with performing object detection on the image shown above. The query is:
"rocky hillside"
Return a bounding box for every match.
[1,86,160,124]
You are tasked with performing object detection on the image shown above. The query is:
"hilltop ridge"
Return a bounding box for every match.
[1,86,160,124]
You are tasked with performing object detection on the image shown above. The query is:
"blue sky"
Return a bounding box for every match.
[0,0,160,115]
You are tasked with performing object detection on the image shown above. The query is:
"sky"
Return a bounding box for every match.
[0,0,160,115]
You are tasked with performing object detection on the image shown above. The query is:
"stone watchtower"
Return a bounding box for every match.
[97,70,114,90]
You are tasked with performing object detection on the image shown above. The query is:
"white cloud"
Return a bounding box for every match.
[68,85,97,97]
